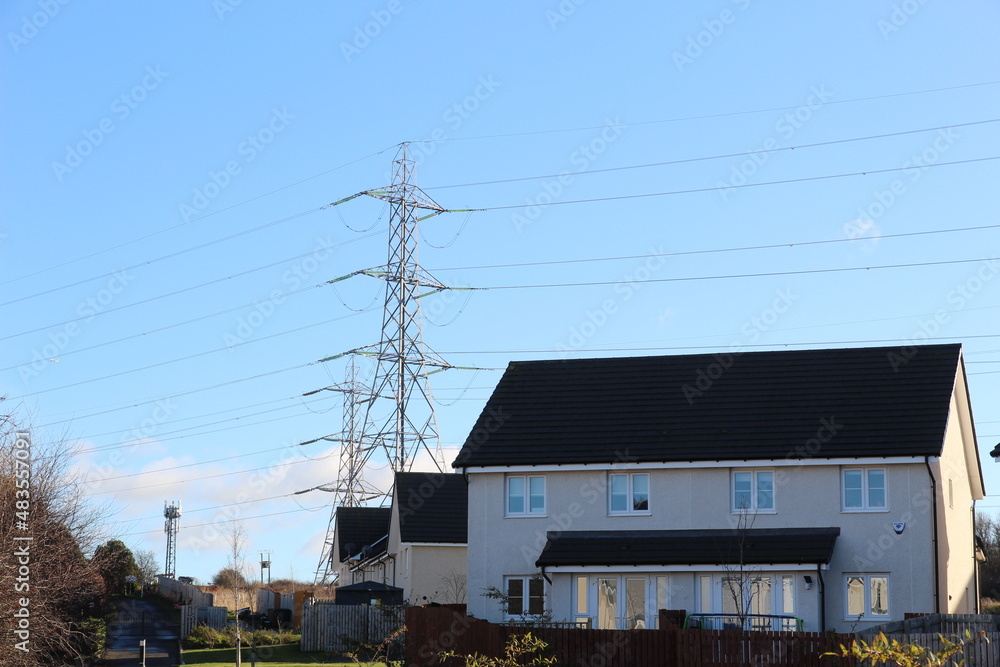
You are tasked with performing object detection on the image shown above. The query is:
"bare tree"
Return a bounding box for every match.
[134,549,159,596]
[223,521,254,667]
[439,569,468,604]
[720,508,761,631]
[0,416,113,666]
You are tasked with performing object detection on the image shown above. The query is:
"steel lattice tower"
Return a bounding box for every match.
[163,500,181,579]
[354,143,452,473]
[311,144,455,584]
[310,359,383,584]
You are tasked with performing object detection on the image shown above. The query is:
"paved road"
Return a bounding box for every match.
[104,598,180,667]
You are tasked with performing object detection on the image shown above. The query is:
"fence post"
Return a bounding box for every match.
[138,639,146,667]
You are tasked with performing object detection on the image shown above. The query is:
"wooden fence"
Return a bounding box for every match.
[405,606,855,666]
[179,605,228,639]
[299,600,404,652]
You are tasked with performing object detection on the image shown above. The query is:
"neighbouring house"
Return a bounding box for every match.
[331,506,391,587]
[453,344,986,633]
[334,472,468,605]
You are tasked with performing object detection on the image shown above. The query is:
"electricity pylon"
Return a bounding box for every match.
[353,142,453,473]
[311,143,458,584]
[307,359,383,585]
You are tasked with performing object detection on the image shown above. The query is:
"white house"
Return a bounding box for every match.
[453,344,985,633]
[333,472,468,605]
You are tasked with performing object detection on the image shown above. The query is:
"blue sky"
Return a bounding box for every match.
[2,1,999,585]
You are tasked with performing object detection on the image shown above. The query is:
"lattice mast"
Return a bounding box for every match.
[163,500,181,579]
[357,143,451,473]
[311,358,383,584]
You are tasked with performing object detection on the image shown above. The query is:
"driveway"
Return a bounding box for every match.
[104,598,180,667]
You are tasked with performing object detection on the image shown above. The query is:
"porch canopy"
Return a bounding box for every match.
[535,527,839,571]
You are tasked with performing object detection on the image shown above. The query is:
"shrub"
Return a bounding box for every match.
[184,625,225,649]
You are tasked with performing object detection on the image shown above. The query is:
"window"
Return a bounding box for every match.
[609,473,649,513]
[732,470,774,512]
[845,574,889,619]
[842,468,887,511]
[506,576,545,617]
[507,475,545,515]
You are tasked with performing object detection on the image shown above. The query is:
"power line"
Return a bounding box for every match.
[86,448,336,496]
[430,223,1000,273]
[440,335,1000,355]
[420,80,1000,143]
[2,145,395,288]
[466,156,1000,212]
[425,118,1000,190]
[120,506,323,537]
[0,206,334,307]
[4,309,374,400]
[471,256,1000,290]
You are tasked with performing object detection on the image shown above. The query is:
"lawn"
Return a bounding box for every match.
[181,642,386,666]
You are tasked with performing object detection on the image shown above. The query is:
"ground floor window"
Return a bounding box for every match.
[574,574,672,629]
[845,574,889,620]
[505,576,545,617]
[697,573,797,630]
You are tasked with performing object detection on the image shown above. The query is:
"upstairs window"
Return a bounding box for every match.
[609,473,649,513]
[507,475,545,516]
[843,468,887,511]
[732,470,774,512]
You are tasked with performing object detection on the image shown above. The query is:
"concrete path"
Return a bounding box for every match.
[104,598,181,667]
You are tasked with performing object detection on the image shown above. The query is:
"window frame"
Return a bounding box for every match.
[504,575,546,618]
[506,474,546,517]
[844,573,890,620]
[608,472,651,515]
[731,469,776,513]
[841,467,888,512]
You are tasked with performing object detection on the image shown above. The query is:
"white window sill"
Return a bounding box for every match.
[730,509,777,515]
[841,508,889,513]
[505,513,549,519]
[609,511,652,517]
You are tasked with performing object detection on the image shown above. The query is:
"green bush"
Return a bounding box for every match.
[184,624,225,649]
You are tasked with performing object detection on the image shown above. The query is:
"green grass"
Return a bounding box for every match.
[181,641,386,666]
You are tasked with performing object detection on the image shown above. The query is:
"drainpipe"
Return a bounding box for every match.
[817,565,826,632]
[925,456,940,613]
[973,504,981,613]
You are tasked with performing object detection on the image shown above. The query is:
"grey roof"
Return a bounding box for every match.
[454,344,963,467]
[335,507,390,562]
[535,528,840,568]
[394,472,468,544]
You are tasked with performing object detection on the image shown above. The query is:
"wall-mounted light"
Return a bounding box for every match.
[804,575,813,591]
